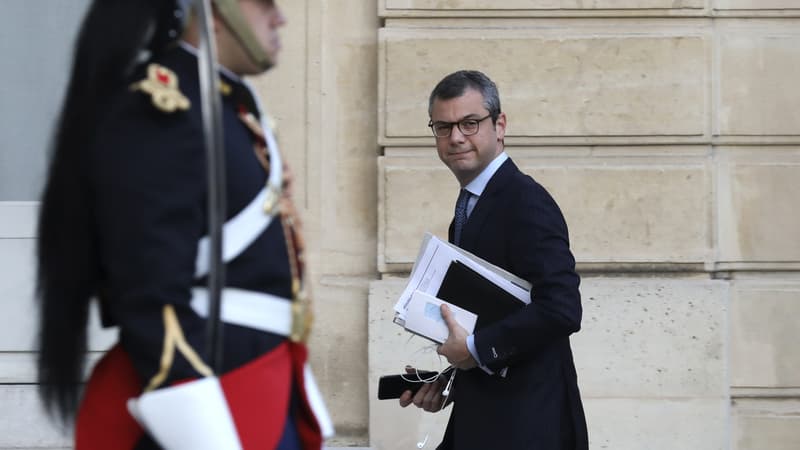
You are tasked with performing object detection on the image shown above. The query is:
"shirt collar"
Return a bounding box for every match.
[463,152,508,197]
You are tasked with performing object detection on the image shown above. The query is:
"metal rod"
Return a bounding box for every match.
[195,0,226,374]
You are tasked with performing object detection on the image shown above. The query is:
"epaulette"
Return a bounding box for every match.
[130,64,191,113]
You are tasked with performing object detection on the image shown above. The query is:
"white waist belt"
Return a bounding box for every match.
[190,287,291,336]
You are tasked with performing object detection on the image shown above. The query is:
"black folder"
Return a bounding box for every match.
[435,260,525,331]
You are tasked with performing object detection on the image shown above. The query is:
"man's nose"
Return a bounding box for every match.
[273,6,288,26]
[448,124,466,143]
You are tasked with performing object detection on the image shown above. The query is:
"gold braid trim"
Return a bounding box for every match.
[144,305,214,392]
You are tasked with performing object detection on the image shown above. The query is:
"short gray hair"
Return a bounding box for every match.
[428,70,501,122]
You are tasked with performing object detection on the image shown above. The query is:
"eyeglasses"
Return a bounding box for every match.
[428,114,492,138]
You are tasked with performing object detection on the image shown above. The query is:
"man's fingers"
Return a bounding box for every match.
[398,390,413,407]
[400,378,447,412]
[422,382,441,411]
[440,304,455,329]
[412,383,432,408]
[440,303,465,336]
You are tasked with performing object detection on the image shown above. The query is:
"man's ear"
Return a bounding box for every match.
[494,112,507,142]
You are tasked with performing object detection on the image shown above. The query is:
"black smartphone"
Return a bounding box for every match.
[378,366,453,400]
[377,371,439,400]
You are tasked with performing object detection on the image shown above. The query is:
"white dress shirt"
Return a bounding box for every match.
[460,152,508,375]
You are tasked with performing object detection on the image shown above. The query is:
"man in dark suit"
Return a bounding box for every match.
[399,70,588,449]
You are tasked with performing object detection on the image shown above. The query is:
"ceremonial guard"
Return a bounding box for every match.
[35,1,332,448]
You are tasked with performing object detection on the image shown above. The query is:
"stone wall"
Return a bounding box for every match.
[252,1,380,445]
[368,2,800,449]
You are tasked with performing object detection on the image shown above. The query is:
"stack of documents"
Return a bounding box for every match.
[394,233,531,343]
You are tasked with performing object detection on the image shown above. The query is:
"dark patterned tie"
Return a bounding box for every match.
[453,189,470,246]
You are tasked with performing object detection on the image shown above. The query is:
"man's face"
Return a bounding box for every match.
[237,0,286,69]
[429,88,506,186]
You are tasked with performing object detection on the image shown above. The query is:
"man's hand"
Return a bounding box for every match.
[398,366,447,412]
[437,304,477,370]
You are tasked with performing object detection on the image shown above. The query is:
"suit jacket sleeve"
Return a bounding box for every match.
[473,179,582,372]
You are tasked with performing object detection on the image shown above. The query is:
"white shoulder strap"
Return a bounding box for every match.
[194,82,283,279]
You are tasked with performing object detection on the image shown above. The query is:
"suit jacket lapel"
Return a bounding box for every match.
[459,158,518,251]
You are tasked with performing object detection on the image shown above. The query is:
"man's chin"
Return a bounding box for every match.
[448,158,475,170]
[448,163,477,180]
[447,153,475,165]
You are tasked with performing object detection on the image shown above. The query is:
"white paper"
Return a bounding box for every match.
[403,290,478,344]
[394,233,531,323]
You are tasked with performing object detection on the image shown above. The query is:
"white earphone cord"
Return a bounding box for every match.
[417,368,456,448]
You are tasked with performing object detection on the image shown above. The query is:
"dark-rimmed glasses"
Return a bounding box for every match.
[428,114,492,138]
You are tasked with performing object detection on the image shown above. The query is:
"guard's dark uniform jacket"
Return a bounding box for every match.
[72,44,331,449]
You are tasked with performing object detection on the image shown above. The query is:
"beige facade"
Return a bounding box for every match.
[364,2,799,450]
[1,1,799,449]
